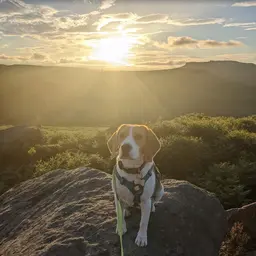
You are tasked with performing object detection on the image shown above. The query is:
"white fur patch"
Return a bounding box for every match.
[120,126,140,160]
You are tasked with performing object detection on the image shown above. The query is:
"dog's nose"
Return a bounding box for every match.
[121,143,131,157]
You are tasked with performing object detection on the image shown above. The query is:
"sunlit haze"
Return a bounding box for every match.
[0,0,256,69]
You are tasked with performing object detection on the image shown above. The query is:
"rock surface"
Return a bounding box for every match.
[0,126,42,163]
[0,168,227,256]
[227,202,256,250]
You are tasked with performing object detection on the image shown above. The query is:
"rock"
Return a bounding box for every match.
[0,168,227,256]
[247,251,256,256]
[0,126,42,163]
[226,202,256,250]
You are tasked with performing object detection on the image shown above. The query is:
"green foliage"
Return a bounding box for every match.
[34,152,107,176]
[155,135,209,179]
[1,114,256,209]
[28,147,36,156]
[194,162,250,208]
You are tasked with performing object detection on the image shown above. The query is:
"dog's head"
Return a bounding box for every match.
[107,124,161,167]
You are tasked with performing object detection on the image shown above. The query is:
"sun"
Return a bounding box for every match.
[88,34,138,66]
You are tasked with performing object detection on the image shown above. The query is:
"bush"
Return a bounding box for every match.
[219,222,250,256]
[150,120,184,138]
[195,162,250,209]
[1,115,256,210]
[155,135,210,179]
[227,130,256,155]
[179,119,227,143]
[34,152,107,176]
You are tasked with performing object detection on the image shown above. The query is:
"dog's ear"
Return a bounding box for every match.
[107,130,119,158]
[144,127,161,162]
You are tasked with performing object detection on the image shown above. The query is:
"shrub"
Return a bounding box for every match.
[227,130,256,154]
[180,119,227,143]
[34,151,108,177]
[1,115,256,210]
[155,135,210,179]
[34,151,90,176]
[235,117,256,133]
[86,153,109,171]
[195,162,250,209]
[150,120,184,138]
[219,222,250,256]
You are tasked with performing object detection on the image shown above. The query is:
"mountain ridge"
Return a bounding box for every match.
[0,60,255,125]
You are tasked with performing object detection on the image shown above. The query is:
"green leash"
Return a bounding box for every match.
[113,173,124,256]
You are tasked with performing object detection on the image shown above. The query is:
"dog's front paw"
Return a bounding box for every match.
[135,233,147,247]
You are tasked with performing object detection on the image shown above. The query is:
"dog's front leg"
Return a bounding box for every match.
[135,199,151,247]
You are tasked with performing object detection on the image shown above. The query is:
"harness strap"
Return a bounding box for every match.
[152,165,161,200]
[113,164,155,206]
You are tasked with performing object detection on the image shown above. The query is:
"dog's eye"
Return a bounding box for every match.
[134,134,142,140]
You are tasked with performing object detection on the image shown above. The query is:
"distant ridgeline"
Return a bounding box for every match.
[0,61,256,126]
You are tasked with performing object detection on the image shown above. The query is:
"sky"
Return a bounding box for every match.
[0,0,256,70]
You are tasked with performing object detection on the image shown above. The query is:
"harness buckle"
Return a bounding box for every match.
[134,184,143,195]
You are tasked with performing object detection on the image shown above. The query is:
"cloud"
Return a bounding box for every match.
[203,39,242,47]
[99,0,116,10]
[0,1,94,37]
[232,1,256,7]
[95,12,225,31]
[168,18,225,26]
[0,1,57,36]
[0,1,253,69]
[224,21,256,31]
[59,58,73,64]
[0,0,27,13]
[0,53,29,61]
[155,36,243,49]
[224,22,256,27]
[0,52,51,63]
[59,57,84,64]
[95,12,136,30]
[135,14,169,24]
[31,53,47,60]
[170,37,198,46]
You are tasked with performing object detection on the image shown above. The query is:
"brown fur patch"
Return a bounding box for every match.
[107,124,161,161]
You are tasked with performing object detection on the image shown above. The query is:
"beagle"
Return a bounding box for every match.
[107,124,164,247]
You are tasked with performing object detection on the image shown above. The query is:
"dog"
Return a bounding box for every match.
[107,124,164,247]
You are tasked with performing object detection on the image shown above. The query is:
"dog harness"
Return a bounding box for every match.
[113,161,161,206]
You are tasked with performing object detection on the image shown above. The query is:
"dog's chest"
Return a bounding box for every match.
[113,172,155,207]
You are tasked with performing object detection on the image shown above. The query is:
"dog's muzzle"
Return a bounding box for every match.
[121,143,132,158]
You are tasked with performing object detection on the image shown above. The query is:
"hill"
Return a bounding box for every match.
[0,61,256,126]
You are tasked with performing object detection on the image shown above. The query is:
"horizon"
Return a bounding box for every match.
[0,0,256,70]
[1,59,256,72]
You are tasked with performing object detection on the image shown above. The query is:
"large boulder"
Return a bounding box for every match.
[0,168,227,256]
[227,202,256,250]
[0,126,42,164]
